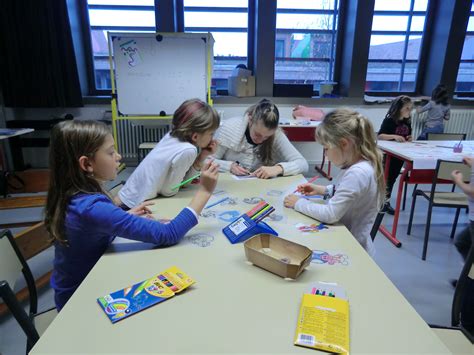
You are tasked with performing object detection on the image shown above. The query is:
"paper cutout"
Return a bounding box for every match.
[295,222,328,233]
[218,210,240,222]
[185,233,215,247]
[243,197,264,204]
[311,250,350,266]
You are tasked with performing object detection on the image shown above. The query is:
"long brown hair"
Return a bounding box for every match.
[170,98,220,142]
[246,99,279,165]
[44,120,111,244]
[317,109,386,208]
[385,95,412,123]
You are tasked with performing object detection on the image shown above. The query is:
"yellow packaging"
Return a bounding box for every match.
[294,294,350,354]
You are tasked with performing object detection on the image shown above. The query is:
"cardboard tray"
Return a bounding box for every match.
[244,234,312,279]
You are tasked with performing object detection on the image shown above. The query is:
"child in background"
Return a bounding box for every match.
[377,95,413,214]
[417,84,450,140]
[45,120,219,310]
[115,98,220,208]
[284,109,385,256]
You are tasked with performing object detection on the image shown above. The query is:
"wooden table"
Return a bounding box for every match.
[377,140,474,247]
[31,174,449,354]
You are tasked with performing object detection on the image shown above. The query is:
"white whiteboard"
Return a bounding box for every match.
[110,32,210,116]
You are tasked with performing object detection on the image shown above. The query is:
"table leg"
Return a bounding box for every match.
[314,148,333,181]
[379,154,409,248]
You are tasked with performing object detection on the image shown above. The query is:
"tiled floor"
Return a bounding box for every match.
[0,166,469,354]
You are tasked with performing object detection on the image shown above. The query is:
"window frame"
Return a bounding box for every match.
[365,2,429,95]
[455,9,474,97]
[273,4,340,96]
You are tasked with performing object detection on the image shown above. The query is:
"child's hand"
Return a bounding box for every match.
[284,194,300,208]
[451,170,464,184]
[198,140,218,161]
[392,135,406,142]
[463,156,473,168]
[297,183,325,196]
[128,201,154,217]
[252,165,283,179]
[230,162,250,176]
[199,160,219,194]
[407,135,412,142]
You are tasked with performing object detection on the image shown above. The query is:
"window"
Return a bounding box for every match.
[274,0,339,93]
[365,0,428,92]
[183,0,248,93]
[85,0,156,91]
[455,3,474,94]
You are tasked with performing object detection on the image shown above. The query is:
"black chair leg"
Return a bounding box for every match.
[407,191,418,235]
[402,180,408,211]
[450,208,461,240]
[370,212,385,241]
[422,204,433,260]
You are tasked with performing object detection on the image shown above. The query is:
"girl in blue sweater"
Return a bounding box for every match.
[45,120,219,311]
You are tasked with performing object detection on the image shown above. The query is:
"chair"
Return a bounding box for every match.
[407,160,470,260]
[137,142,157,164]
[370,211,385,241]
[401,133,466,211]
[0,228,57,352]
[429,242,474,350]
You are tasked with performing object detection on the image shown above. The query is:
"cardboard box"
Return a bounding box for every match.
[244,234,312,279]
[228,76,255,97]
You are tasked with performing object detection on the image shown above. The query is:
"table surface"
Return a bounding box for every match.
[377,140,474,170]
[31,174,449,354]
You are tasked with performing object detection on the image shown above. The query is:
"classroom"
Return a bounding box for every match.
[0,1,473,354]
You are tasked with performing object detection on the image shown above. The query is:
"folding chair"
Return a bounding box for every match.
[0,228,57,353]
[407,160,470,260]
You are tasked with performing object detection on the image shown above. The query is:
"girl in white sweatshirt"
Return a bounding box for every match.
[284,109,385,255]
[115,98,220,208]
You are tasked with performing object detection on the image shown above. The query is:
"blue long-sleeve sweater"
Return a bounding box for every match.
[51,193,197,310]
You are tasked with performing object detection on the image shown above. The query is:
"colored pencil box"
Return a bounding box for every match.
[222,213,278,244]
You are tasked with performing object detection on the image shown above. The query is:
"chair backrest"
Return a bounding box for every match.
[427,133,466,141]
[370,212,385,241]
[0,229,43,349]
[0,230,24,288]
[452,242,474,343]
[435,160,471,183]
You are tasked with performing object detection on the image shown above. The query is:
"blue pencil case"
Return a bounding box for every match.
[222,213,278,244]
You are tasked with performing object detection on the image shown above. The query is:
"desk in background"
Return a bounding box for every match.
[31,174,449,354]
[377,140,474,247]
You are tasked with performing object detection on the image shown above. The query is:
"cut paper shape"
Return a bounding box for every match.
[243,197,264,204]
[217,210,240,222]
[266,189,284,197]
[311,250,350,266]
[186,233,215,248]
[295,222,328,233]
[268,213,285,222]
[222,197,237,206]
[201,210,216,218]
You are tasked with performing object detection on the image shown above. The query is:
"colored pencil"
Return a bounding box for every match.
[171,172,201,190]
[251,205,271,220]
[204,197,229,209]
[255,207,275,223]
[246,201,267,217]
[249,203,270,219]
[293,175,320,193]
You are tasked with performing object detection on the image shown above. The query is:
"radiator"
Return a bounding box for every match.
[116,119,170,165]
[411,109,474,140]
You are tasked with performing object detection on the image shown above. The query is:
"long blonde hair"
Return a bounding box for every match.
[316,109,386,208]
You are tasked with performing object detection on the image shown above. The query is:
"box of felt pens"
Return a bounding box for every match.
[222,201,278,244]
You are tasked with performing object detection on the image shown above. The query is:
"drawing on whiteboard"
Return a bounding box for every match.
[120,39,142,67]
